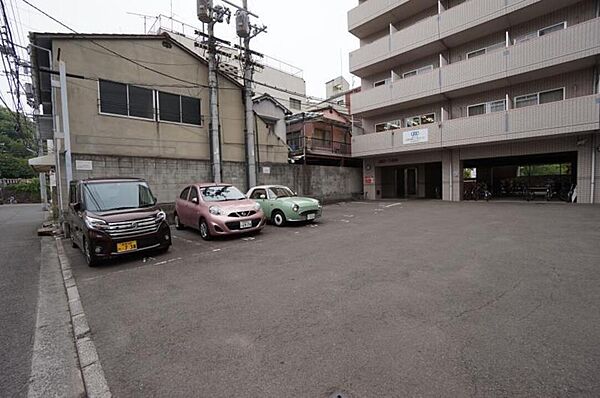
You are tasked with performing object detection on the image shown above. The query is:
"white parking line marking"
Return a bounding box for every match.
[385,202,403,208]
[172,235,196,244]
[80,256,184,282]
[212,248,222,252]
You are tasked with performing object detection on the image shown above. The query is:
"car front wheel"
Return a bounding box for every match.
[272,210,286,227]
[199,219,212,241]
[83,237,98,267]
[174,213,184,230]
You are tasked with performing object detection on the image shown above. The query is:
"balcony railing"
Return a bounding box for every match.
[348,0,437,38]
[352,94,600,157]
[288,136,351,156]
[352,17,600,115]
[349,0,581,76]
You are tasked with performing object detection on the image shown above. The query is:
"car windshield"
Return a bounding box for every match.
[83,181,156,212]
[201,186,246,202]
[269,187,295,198]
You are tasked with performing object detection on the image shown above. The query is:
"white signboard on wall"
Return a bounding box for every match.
[403,128,429,145]
[75,160,93,171]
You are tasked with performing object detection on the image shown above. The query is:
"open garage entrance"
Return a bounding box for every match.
[380,162,442,199]
[462,152,577,201]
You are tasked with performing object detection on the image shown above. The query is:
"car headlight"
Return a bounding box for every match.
[253,202,261,211]
[209,206,224,215]
[84,215,107,230]
[292,204,300,212]
[156,210,166,222]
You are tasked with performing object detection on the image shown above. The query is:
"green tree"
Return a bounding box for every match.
[0,106,37,178]
[0,153,34,178]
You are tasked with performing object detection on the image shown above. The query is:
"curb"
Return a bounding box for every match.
[56,238,112,398]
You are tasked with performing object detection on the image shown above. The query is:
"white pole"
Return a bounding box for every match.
[59,61,73,185]
[591,134,596,204]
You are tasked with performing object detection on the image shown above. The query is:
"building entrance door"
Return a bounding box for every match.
[405,168,417,197]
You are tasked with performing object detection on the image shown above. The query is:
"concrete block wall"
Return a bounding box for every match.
[64,155,363,210]
[257,163,363,203]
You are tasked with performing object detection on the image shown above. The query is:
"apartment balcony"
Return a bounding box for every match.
[352,17,600,116]
[352,94,600,157]
[289,137,352,158]
[349,0,581,77]
[348,0,437,39]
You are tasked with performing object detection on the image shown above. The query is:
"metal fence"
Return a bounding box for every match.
[287,136,351,155]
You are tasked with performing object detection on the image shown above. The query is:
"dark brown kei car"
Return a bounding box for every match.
[65,178,171,266]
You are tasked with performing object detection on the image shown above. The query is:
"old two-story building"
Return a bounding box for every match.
[30,32,289,208]
[286,106,361,166]
[348,0,600,202]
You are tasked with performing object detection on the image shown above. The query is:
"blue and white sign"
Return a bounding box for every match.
[403,128,429,145]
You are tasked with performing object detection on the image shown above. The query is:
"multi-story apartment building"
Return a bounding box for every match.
[348,0,600,203]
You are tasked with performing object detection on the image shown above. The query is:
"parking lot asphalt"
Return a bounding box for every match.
[64,201,600,397]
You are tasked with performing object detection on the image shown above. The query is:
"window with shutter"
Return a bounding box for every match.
[158,92,181,123]
[128,86,154,119]
[99,80,127,115]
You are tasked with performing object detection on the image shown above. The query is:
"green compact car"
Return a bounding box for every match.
[247,185,322,227]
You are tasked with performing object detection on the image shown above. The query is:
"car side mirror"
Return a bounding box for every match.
[191,197,199,204]
[259,194,266,199]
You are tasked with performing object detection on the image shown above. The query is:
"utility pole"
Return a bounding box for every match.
[207,20,221,183]
[242,5,256,189]
[197,0,230,183]
[227,0,266,189]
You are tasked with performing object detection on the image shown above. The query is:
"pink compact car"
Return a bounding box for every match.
[174,183,265,240]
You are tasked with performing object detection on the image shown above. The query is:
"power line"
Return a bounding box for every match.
[21,0,347,112]
[0,0,27,133]
[22,0,215,91]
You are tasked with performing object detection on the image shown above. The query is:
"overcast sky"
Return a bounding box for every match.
[2,0,359,110]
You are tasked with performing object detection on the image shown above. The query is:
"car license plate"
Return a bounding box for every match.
[307,213,316,220]
[240,220,252,229]
[117,241,137,253]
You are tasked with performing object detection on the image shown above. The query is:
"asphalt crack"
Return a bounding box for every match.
[455,280,522,319]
